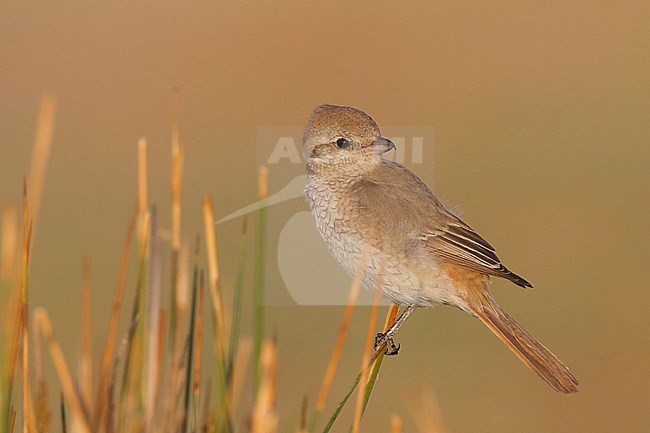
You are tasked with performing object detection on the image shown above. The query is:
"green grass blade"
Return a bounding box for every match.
[349,350,387,433]
[321,346,387,433]
[60,392,67,433]
[181,259,200,433]
[227,218,248,382]
[253,167,268,394]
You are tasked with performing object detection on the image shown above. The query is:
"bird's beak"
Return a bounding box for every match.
[364,137,396,155]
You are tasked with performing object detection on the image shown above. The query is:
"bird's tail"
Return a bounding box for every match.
[467,296,579,393]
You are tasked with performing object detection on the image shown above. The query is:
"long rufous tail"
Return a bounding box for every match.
[468,296,579,393]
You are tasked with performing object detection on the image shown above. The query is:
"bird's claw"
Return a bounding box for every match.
[374,332,400,356]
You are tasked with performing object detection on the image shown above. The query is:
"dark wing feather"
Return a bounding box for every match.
[424,219,532,288]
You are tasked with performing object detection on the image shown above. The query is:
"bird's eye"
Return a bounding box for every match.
[336,138,351,149]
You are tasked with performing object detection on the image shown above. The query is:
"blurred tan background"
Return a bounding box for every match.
[2,2,649,432]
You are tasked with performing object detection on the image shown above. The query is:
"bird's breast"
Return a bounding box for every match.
[305,174,464,307]
[305,176,362,274]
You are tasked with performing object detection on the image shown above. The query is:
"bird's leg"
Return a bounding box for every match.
[374,305,416,356]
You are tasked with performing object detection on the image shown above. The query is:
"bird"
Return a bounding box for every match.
[302,104,579,393]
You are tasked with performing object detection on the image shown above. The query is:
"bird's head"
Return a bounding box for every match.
[302,104,395,174]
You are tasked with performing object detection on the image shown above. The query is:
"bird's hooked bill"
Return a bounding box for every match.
[364,137,396,155]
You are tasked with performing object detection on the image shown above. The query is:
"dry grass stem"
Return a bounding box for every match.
[193,273,205,399]
[228,336,252,416]
[1,205,18,282]
[34,308,90,433]
[170,89,183,351]
[171,241,191,398]
[1,206,20,430]
[81,256,93,412]
[352,279,383,433]
[404,387,448,433]
[4,287,23,432]
[202,196,227,357]
[297,396,308,433]
[171,88,182,252]
[257,167,269,201]
[156,310,168,384]
[92,206,137,430]
[315,249,367,413]
[20,181,37,433]
[252,339,278,433]
[27,94,56,235]
[9,406,17,433]
[21,304,38,433]
[33,311,50,432]
[137,137,149,218]
[390,415,402,433]
[176,242,191,319]
[145,228,163,433]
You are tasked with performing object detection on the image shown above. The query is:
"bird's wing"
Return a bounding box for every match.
[421,217,532,288]
[355,161,532,288]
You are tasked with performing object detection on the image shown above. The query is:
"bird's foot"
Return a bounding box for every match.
[374,332,400,356]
